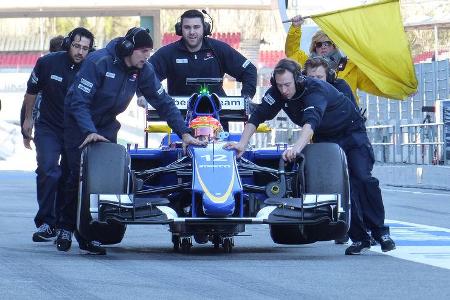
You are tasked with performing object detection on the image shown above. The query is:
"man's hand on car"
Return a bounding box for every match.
[181,133,207,154]
[79,133,110,149]
[282,144,303,162]
[223,141,246,158]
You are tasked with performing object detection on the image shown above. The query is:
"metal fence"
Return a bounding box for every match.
[241,121,446,165]
[367,122,445,165]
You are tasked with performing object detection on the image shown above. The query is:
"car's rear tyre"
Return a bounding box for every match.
[270,143,350,244]
[77,142,127,245]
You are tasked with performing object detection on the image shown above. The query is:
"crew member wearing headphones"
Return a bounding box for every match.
[148,9,257,98]
[22,27,94,244]
[285,15,391,105]
[225,58,396,255]
[303,56,357,105]
[57,27,206,255]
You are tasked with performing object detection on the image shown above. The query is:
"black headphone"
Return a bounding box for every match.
[175,10,212,37]
[326,68,337,83]
[270,59,305,92]
[116,27,150,58]
[303,56,337,84]
[61,30,74,51]
[62,27,94,51]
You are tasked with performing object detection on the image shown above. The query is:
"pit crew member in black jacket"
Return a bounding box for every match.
[148,9,257,98]
[22,27,94,243]
[303,56,357,106]
[57,27,205,255]
[225,58,396,255]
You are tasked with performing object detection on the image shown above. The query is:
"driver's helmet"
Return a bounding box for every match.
[189,116,223,140]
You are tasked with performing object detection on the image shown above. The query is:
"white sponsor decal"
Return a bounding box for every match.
[77,83,91,94]
[148,97,245,111]
[50,74,63,82]
[176,58,188,64]
[80,78,93,88]
[157,85,164,95]
[263,94,275,105]
[199,164,231,168]
[242,59,251,68]
[105,72,115,78]
[31,71,38,84]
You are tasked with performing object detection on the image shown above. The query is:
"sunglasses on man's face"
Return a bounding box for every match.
[315,41,333,48]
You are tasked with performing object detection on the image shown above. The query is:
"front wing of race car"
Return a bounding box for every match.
[89,192,344,226]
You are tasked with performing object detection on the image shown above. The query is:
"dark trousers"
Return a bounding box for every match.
[59,130,118,233]
[58,146,82,232]
[325,131,389,242]
[33,123,67,228]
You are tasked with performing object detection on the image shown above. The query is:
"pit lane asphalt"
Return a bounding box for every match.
[0,171,449,300]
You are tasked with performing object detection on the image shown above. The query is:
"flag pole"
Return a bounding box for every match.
[282,16,311,23]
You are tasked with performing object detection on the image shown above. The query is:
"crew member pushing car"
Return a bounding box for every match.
[57,27,206,255]
[225,58,396,255]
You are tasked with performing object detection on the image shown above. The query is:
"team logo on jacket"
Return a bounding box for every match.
[242,59,251,68]
[105,72,115,79]
[204,52,214,61]
[176,58,188,64]
[263,94,275,105]
[78,77,93,94]
[50,75,63,82]
[31,71,38,84]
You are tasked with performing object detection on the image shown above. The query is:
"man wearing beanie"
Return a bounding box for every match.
[56,27,206,255]
[149,9,257,99]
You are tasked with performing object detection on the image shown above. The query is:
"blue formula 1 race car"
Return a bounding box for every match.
[75,78,350,253]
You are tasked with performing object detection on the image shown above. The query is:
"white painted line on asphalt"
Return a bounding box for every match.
[371,219,450,270]
[382,188,450,197]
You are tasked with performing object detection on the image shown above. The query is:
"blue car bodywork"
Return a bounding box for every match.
[77,79,350,253]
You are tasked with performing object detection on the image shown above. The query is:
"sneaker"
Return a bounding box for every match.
[345,240,371,255]
[32,223,56,242]
[376,234,396,252]
[79,240,106,255]
[56,229,72,252]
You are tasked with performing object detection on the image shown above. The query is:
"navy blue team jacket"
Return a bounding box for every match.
[64,38,190,148]
[26,51,81,134]
[149,37,257,97]
[249,77,363,139]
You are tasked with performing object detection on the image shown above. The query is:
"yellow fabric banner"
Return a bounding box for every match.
[311,0,417,100]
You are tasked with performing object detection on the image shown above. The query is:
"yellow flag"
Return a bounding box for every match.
[312,0,417,100]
